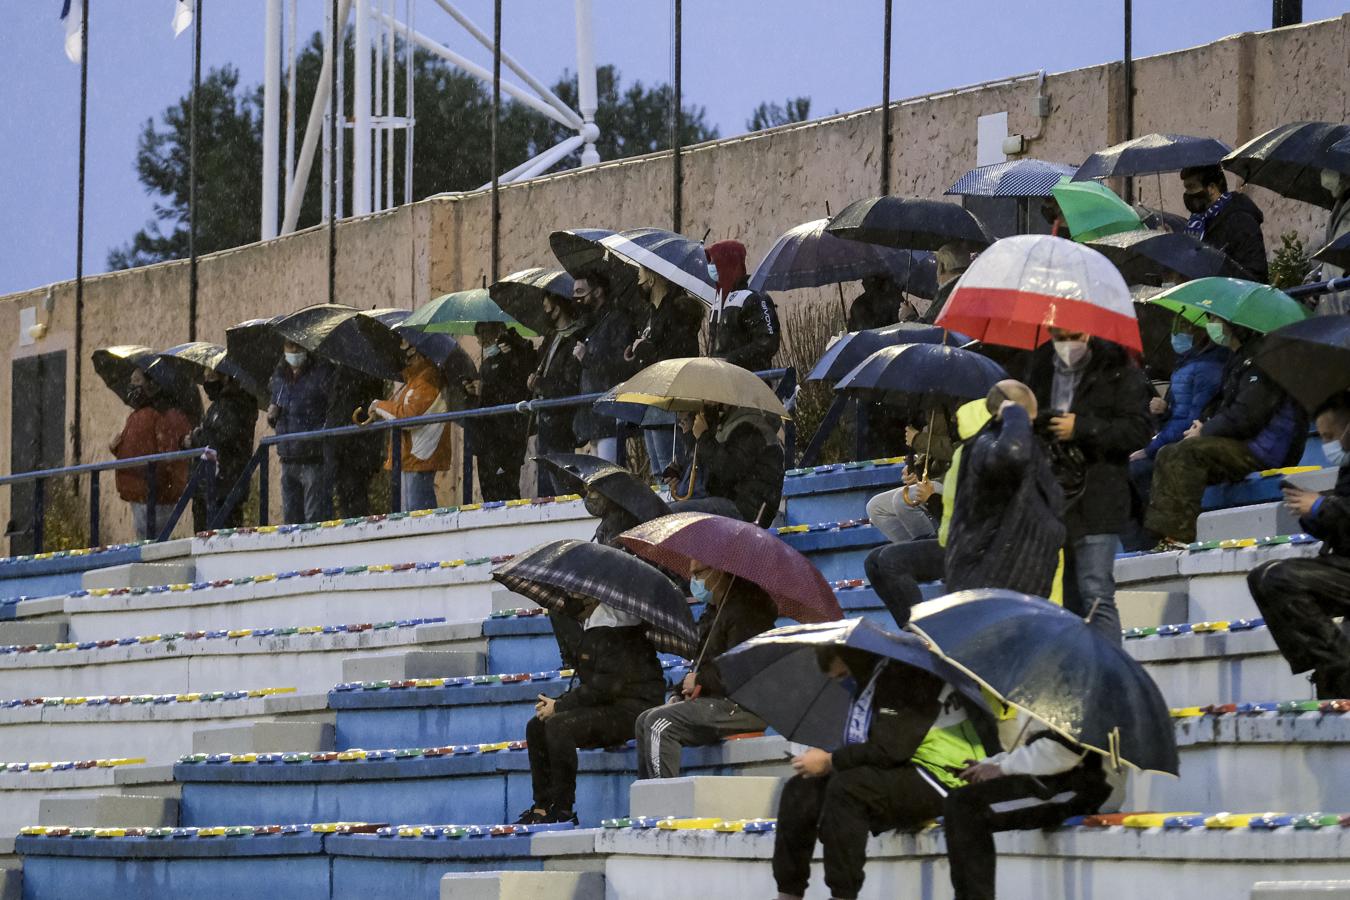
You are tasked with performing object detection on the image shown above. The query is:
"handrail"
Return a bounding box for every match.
[0,447,209,487]
[1286,276,1350,299]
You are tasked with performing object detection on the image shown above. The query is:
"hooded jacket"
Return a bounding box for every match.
[113,404,192,504]
[270,357,335,463]
[690,580,779,698]
[572,301,640,442]
[632,289,704,367]
[188,382,258,489]
[371,355,454,472]
[552,624,666,713]
[694,407,785,525]
[707,240,781,372]
[533,321,585,451]
[1200,341,1307,469]
[1201,192,1269,283]
[1146,343,1229,457]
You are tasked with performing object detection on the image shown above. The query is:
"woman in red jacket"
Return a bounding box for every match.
[110,369,193,538]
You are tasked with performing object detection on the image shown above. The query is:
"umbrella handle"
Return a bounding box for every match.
[690,573,736,675]
[672,443,699,502]
[921,408,936,483]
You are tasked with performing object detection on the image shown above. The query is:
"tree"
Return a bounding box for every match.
[746,97,812,132]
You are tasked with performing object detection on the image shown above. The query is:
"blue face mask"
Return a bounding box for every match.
[689,577,712,604]
[706,263,719,283]
[1170,332,1193,355]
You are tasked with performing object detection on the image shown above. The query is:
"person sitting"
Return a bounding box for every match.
[1144,319,1308,548]
[773,645,990,900]
[517,598,665,826]
[707,240,781,372]
[634,563,779,779]
[1247,393,1350,699]
[866,411,954,543]
[670,402,784,526]
[365,340,455,512]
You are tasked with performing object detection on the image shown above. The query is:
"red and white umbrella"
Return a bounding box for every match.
[936,234,1141,352]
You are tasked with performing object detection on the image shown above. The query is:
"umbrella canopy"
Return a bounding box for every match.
[597,228,718,306]
[937,234,1142,352]
[401,288,535,337]
[945,159,1079,198]
[604,357,789,418]
[808,322,969,383]
[1051,177,1145,242]
[716,619,990,751]
[537,453,671,523]
[834,343,1008,407]
[748,218,938,298]
[1313,231,1350,271]
[225,315,286,394]
[1073,133,1231,181]
[92,345,170,405]
[1253,316,1350,413]
[907,589,1179,775]
[1221,121,1350,210]
[1087,229,1250,286]
[488,267,575,335]
[273,304,407,381]
[491,539,698,655]
[619,511,843,624]
[1147,277,1308,334]
[824,196,993,252]
[549,228,639,305]
[152,342,265,407]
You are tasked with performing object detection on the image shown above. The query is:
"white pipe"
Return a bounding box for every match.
[428,0,583,129]
[377,12,578,130]
[281,0,353,235]
[373,0,382,210]
[336,7,346,220]
[386,0,395,208]
[261,0,282,239]
[321,0,333,223]
[353,0,371,215]
[574,0,600,165]
[511,134,586,182]
[285,0,297,200]
[404,0,414,205]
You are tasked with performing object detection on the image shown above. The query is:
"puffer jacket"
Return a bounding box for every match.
[371,356,454,472]
[1202,192,1269,283]
[694,408,785,525]
[1201,341,1307,469]
[1146,343,1229,457]
[552,624,666,713]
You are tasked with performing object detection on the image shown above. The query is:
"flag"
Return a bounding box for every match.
[61,0,83,64]
[172,0,193,37]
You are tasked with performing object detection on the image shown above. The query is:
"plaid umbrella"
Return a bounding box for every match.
[946,159,1078,198]
[619,511,843,624]
[491,539,697,656]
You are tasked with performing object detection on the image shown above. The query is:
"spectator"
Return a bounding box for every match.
[529,290,586,495]
[367,340,455,512]
[110,368,192,539]
[1145,320,1308,547]
[1027,331,1152,640]
[1247,394,1350,699]
[325,366,386,518]
[516,598,665,826]
[1317,169,1350,315]
[467,322,537,501]
[1041,196,1069,238]
[673,403,784,526]
[571,271,639,463]
[848,274,914,331]
[634,564,778,779]
[184,369,257,531]
[626,265,705,477]
[921,241,977,324]
[865,411,954,543]
[1180,165,1269,283]
[707,240,781,372]
[268,341,334,525]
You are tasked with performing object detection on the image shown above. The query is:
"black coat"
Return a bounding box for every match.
[691,582,779,698]
[1304,463,1350,557]
[552,624,666,713]
[696,411,785,525]
[573,303,641,441]
[848,285,908,331]
[325,367,386,473]
[189,384,258,488]
[472,334,537,451]
[831,657,942,771]
[633,294,704,367]
[1202,193,1269,283]
[712,282,780,372]
[533,323,585,451]
[945,404,1066,598]
[1200,343,1307,469]
[1027,340,1152,539]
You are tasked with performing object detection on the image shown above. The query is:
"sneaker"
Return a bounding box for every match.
[1149,538,1188,553]
[514,807,549,825]
[545,808,580,826]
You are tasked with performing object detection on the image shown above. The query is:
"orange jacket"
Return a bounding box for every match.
[371,357,455,472]
[113,406,193,503]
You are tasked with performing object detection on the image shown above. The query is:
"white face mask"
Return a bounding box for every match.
[1323,439,1346,467]
[284,350,307,368]
[1053,339,1089,367]
[1321,169,1345,197]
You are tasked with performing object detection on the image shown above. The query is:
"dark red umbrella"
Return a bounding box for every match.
[618,512,843,624]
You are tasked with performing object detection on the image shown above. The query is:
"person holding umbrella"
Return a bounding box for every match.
[1317,168,1350,315]
[707,240,781,372]
[1179,165,1269,283]
[571,270,640,463]
[184,367,257,531]
[466,321,537,501]
[848,274,915,330]
[920,242,978,325]
[529,291,586,494]
[269,341,335,524]
[362,339,454,512]
[675,402,784,526]
[108,366,193,539]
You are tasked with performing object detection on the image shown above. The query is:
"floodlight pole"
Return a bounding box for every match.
[1122,0,1134,203]
[575,0,600,165]
[262,0,281,239]
[73,0,90,463]
[330,0,339,305]
[671,0,683,233]
[881,0,892,196]
[490,0,501,282]
[188,0,202,340]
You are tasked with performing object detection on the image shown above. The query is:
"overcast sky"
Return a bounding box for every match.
[1,0,1343,296]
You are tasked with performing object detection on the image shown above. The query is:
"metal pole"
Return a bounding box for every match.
[354,0,372,215]
[670,0,682,233]
[188,0,202,341]
[404,0,415,205]
[88,471,100,547]
[32,479,45,555]
[73,0,89,463]
[146,463,158,538]
[285,0,297,199]
[389,428,403,511]
[330,0,339,305]
[880,0,892,196]
[1122,0,1134,204]
[490,0,501,281]
[1272,0,1302,27]
[574,0,600,165]
[282,0,351,235]
[258,446,270,526]
[373,0,383,210]
[262,0,282,239]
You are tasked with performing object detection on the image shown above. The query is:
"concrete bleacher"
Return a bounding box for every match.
[3,463,1349,898]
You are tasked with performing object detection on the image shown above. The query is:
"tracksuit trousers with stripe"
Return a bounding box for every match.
[634,697,765,780]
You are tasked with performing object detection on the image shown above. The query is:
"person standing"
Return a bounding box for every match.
[1316,169,1350,315]
[530,291,586,495]
[920,242,976,325]
[1179,165,1269,283]
[325,366,386,518]
[269,341,334,525]
[707,240,780,372]
[467,321,537,501]
[111,368,191,539]
[626,265,705,477]
[571,271,639,463]
[847,274,914,331]
[367,341,454,512]
[184,370,257,531]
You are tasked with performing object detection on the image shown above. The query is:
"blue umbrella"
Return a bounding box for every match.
[748,218,937,298]
[946,159,1079,198]
[834,343,1007,406]
[1074,133,1231,180]
[808,322,969,383]
[598,228,718,306]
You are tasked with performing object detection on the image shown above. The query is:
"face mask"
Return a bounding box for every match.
[1323,440,1346,467]
[127,385,151,408]
[1204,321,1229,346]
[1321,170,1345,197]
[706,263,719,283]
[284,351,307,368]
[203,380,224,400]
[1183,191,1210,214]
[1170,332,1194,355]
[689,577,712,605]
[582,493,607,518]
[1053,339,1088,367]
[483,344,501,358]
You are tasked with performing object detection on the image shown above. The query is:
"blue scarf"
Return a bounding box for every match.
[843,660,888,745]
[1186,191,1233,237]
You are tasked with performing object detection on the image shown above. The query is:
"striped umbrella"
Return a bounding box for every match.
[748,218,937,297]
[946,159,1079,198]
[597,228,718,306]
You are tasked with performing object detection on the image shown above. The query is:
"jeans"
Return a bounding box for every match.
[864,538,946,628]
[401,471,439,512]
[1064,533,1121,642]
[280,462,325,525]
[643,426,676,480]
[866,486,938,543]
[132,503,176,540]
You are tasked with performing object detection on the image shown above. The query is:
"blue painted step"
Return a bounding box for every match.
[779,525,886,582]
[781,463,905,526]
[0,546,142,609]
[328,833,544,899]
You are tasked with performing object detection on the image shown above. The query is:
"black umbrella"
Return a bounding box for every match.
[549,228,640,306]
[1088,229,1251,286]
[825,196,993,252]
[537,453,671,523]
[92,345,186,406]
[489,267,575,335]
[152,342,266,408]
[1221,121,1350,210]
[1073,133,1231,181]
[1133,296,1181,380]
[748,218,938,298]
[1313,232,1350,271]
[834,343,1007,407]
[715,619,991,751]
[1254,315,1350,413]
[808,322,970,383]
[273,304,406,381]
[907,589,1179,775]
[225,315,286,395]
[491,539,698,656]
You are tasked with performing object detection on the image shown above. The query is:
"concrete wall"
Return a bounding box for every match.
[2,14,1346,545]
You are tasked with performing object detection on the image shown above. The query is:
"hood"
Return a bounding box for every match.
[1221,191,1264,225]
[402,353,440,385]
[706,240,748,296]
[954,399,992,441]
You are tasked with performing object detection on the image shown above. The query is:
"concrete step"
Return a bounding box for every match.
[0,869,17,900]
[777,525,884,583]
[192,721,335,755]
[438,872,603,900]
[1128,626,1315,706]
[82,561,196,592]
[1117,590,1188,630]
[0,620,68,643]
[0,764,177,844]
[1252,883,1350,898]
[341,650,485,683]
[38,794,177,828]
[1197,501,1303,543]
[629,776,783,821]
[781,463,906,526]
[0,546,142,606]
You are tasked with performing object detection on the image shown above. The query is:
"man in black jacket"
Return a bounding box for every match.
[634,566,779,779]
[324,365,386,518]
[571,271,640,462]
[467,322,537,501]
[530,292,585,495]
[848,274,914,330]
[1248,394,1350,699]
[627,266,705,476]
[1028,333,1152,640]
[1180,165,1269,283]
[707,240,780,372]
[675,403,784,526]
[185,371,258,530]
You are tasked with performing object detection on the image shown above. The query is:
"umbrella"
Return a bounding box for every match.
[549,228,640,306]
[937,234,1142,352]
[834,343,1008,407]
[1312,232,1350,271]
[1253,316,1350,413]
[619,511,843,624]
[1147,277,1308,334]
[1087,229,1250,286]
[152,342,265,407]
[1222,121,1350,210]
[748,218,938,298]
[92,345,172,405]
[945,159,1079,198]
[602,357,789,418]
[907,589,1179,775]
[400,288,535,337]
[273,304,407,381]
[715,619,991,751]
[597,228,718,306]
[488,267,575,335]
[491,539,698,656]
[1051,177,1145,242]
[537,453,671,523]
[1073,133,1231,181]
[824,196,994,252]
[225,315,285,394]
[808,322,970,383]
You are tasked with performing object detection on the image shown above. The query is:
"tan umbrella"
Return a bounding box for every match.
[604,357,789,417]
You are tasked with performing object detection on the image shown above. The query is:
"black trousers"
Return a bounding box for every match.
[474,420,529,502]
[525,700,648,812]
[1249,555,1350,698]
[772,766,945,900]
[864,538,945,628]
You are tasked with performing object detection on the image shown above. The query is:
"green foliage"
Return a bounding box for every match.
[43,477,90,552]
[746,97,811,132]
[1268,231,1312,290]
